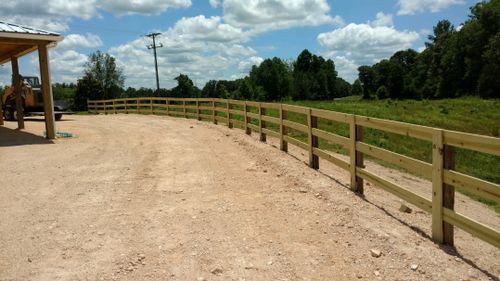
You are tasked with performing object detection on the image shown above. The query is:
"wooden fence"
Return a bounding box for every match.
[88,97,500,249]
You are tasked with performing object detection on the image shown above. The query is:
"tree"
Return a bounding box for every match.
[172,74,199,98]
[73,51,124,110]
[292,49,337,100]
[477,32,500,98]
[358,66,375,99]
[352,79,363,96]
[250,57,291,101]
[84,51,124,99]
[73,75,102,111]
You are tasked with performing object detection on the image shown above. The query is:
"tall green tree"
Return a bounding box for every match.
[292,49,337,100]
[250,57,291,101]
[172,74,198,98]
[84,51,124,100]
[74,51,125,110]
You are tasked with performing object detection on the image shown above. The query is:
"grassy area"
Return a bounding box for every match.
[285,96,500,212]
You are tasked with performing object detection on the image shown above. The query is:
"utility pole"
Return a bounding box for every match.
[146,32,163,93]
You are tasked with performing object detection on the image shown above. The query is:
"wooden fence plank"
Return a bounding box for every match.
[313,148,350,171]
[282,120,309,133]
[262,128,280,138]
[283,135,309,150]
[356,116,434,141]
[282,104,309,114]
[356,142,432,178]
[357,167,432,213]
[443,130,500,156]
[443,170,500,202]
[261,115,280,125]
[311,108,351,124]
[247,123,259,132]
[312,128,349,148]
[443,208,500,248]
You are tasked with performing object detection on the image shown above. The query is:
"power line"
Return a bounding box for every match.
[146,32,163,93]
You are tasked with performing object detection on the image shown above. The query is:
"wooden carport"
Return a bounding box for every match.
[0,21,63,139]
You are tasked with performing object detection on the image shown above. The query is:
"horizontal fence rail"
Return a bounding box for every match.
[88,97,500,249]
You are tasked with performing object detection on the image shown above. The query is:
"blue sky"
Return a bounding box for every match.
[0,0,478,89]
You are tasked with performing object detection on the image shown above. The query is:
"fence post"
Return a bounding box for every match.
[183,99,187,118]
[150,98,153,114]
[166,99,169,116]
[280,104,288,152]
[212,99,217,124]
[308,108,319,169]
[443,145,456,246]
[113,100,116,114]
[104,101,107,115]
[349,115,364,194]
[136,99,139,114]
[196,98,201,121]
[244,101,251,135]
[432,129,444,243]
[259,103,266,142]
[226,99,232,128]
[0,96,3,125]
[432,129,455,245]
[125,100,128,114]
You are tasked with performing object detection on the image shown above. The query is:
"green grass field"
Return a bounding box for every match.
[284,96,500,212]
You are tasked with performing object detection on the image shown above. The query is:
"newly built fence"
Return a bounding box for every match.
[88,97,500,249]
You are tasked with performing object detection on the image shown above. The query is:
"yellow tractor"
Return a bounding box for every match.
[2,75,67,121]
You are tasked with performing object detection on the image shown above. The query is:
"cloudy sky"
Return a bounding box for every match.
[0,0,477,89]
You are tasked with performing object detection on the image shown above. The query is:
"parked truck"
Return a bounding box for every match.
[2,75,69,121]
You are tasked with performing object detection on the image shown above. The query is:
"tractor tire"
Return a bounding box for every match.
[55,113,62,121]
[13,109,19,121]
[4,108,14,121]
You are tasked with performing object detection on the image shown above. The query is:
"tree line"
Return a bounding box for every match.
[71,49,357,110]
[64,0,499,111]
[358,0,500,99]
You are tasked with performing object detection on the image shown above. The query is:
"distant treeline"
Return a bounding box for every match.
[119,49,356,102]
[64,1,499,111]
[358,0,500,99]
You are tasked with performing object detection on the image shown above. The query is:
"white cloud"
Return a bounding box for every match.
[318,23,419,66]
[0,0,192,32]
[58,33,103,49]
[171,15,248,43]
[223,0,335,32]
[397,0,464,15]
[109,14,259,88]
[318,12,420,82]
[238,56,264,73]
[331,56,359,83]
[99,0,192,16]
[369,12,393,27]
[209,0,221,8]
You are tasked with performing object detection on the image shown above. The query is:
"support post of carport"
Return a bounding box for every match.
[38,43,56,139]
[0,98,3,126]
[11,57,24,129]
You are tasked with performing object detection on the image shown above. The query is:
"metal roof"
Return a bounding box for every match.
[0,21,59,36]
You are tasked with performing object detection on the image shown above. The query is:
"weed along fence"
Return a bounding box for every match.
[88,97,500,249]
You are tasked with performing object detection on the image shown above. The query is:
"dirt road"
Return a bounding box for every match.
[0,114,498,281]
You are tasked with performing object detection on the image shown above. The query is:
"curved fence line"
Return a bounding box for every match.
[88,97,500,249]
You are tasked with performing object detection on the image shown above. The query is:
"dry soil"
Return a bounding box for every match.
[0,114,498,281]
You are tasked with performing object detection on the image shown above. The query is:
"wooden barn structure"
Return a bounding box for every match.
[0,21,63,139]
